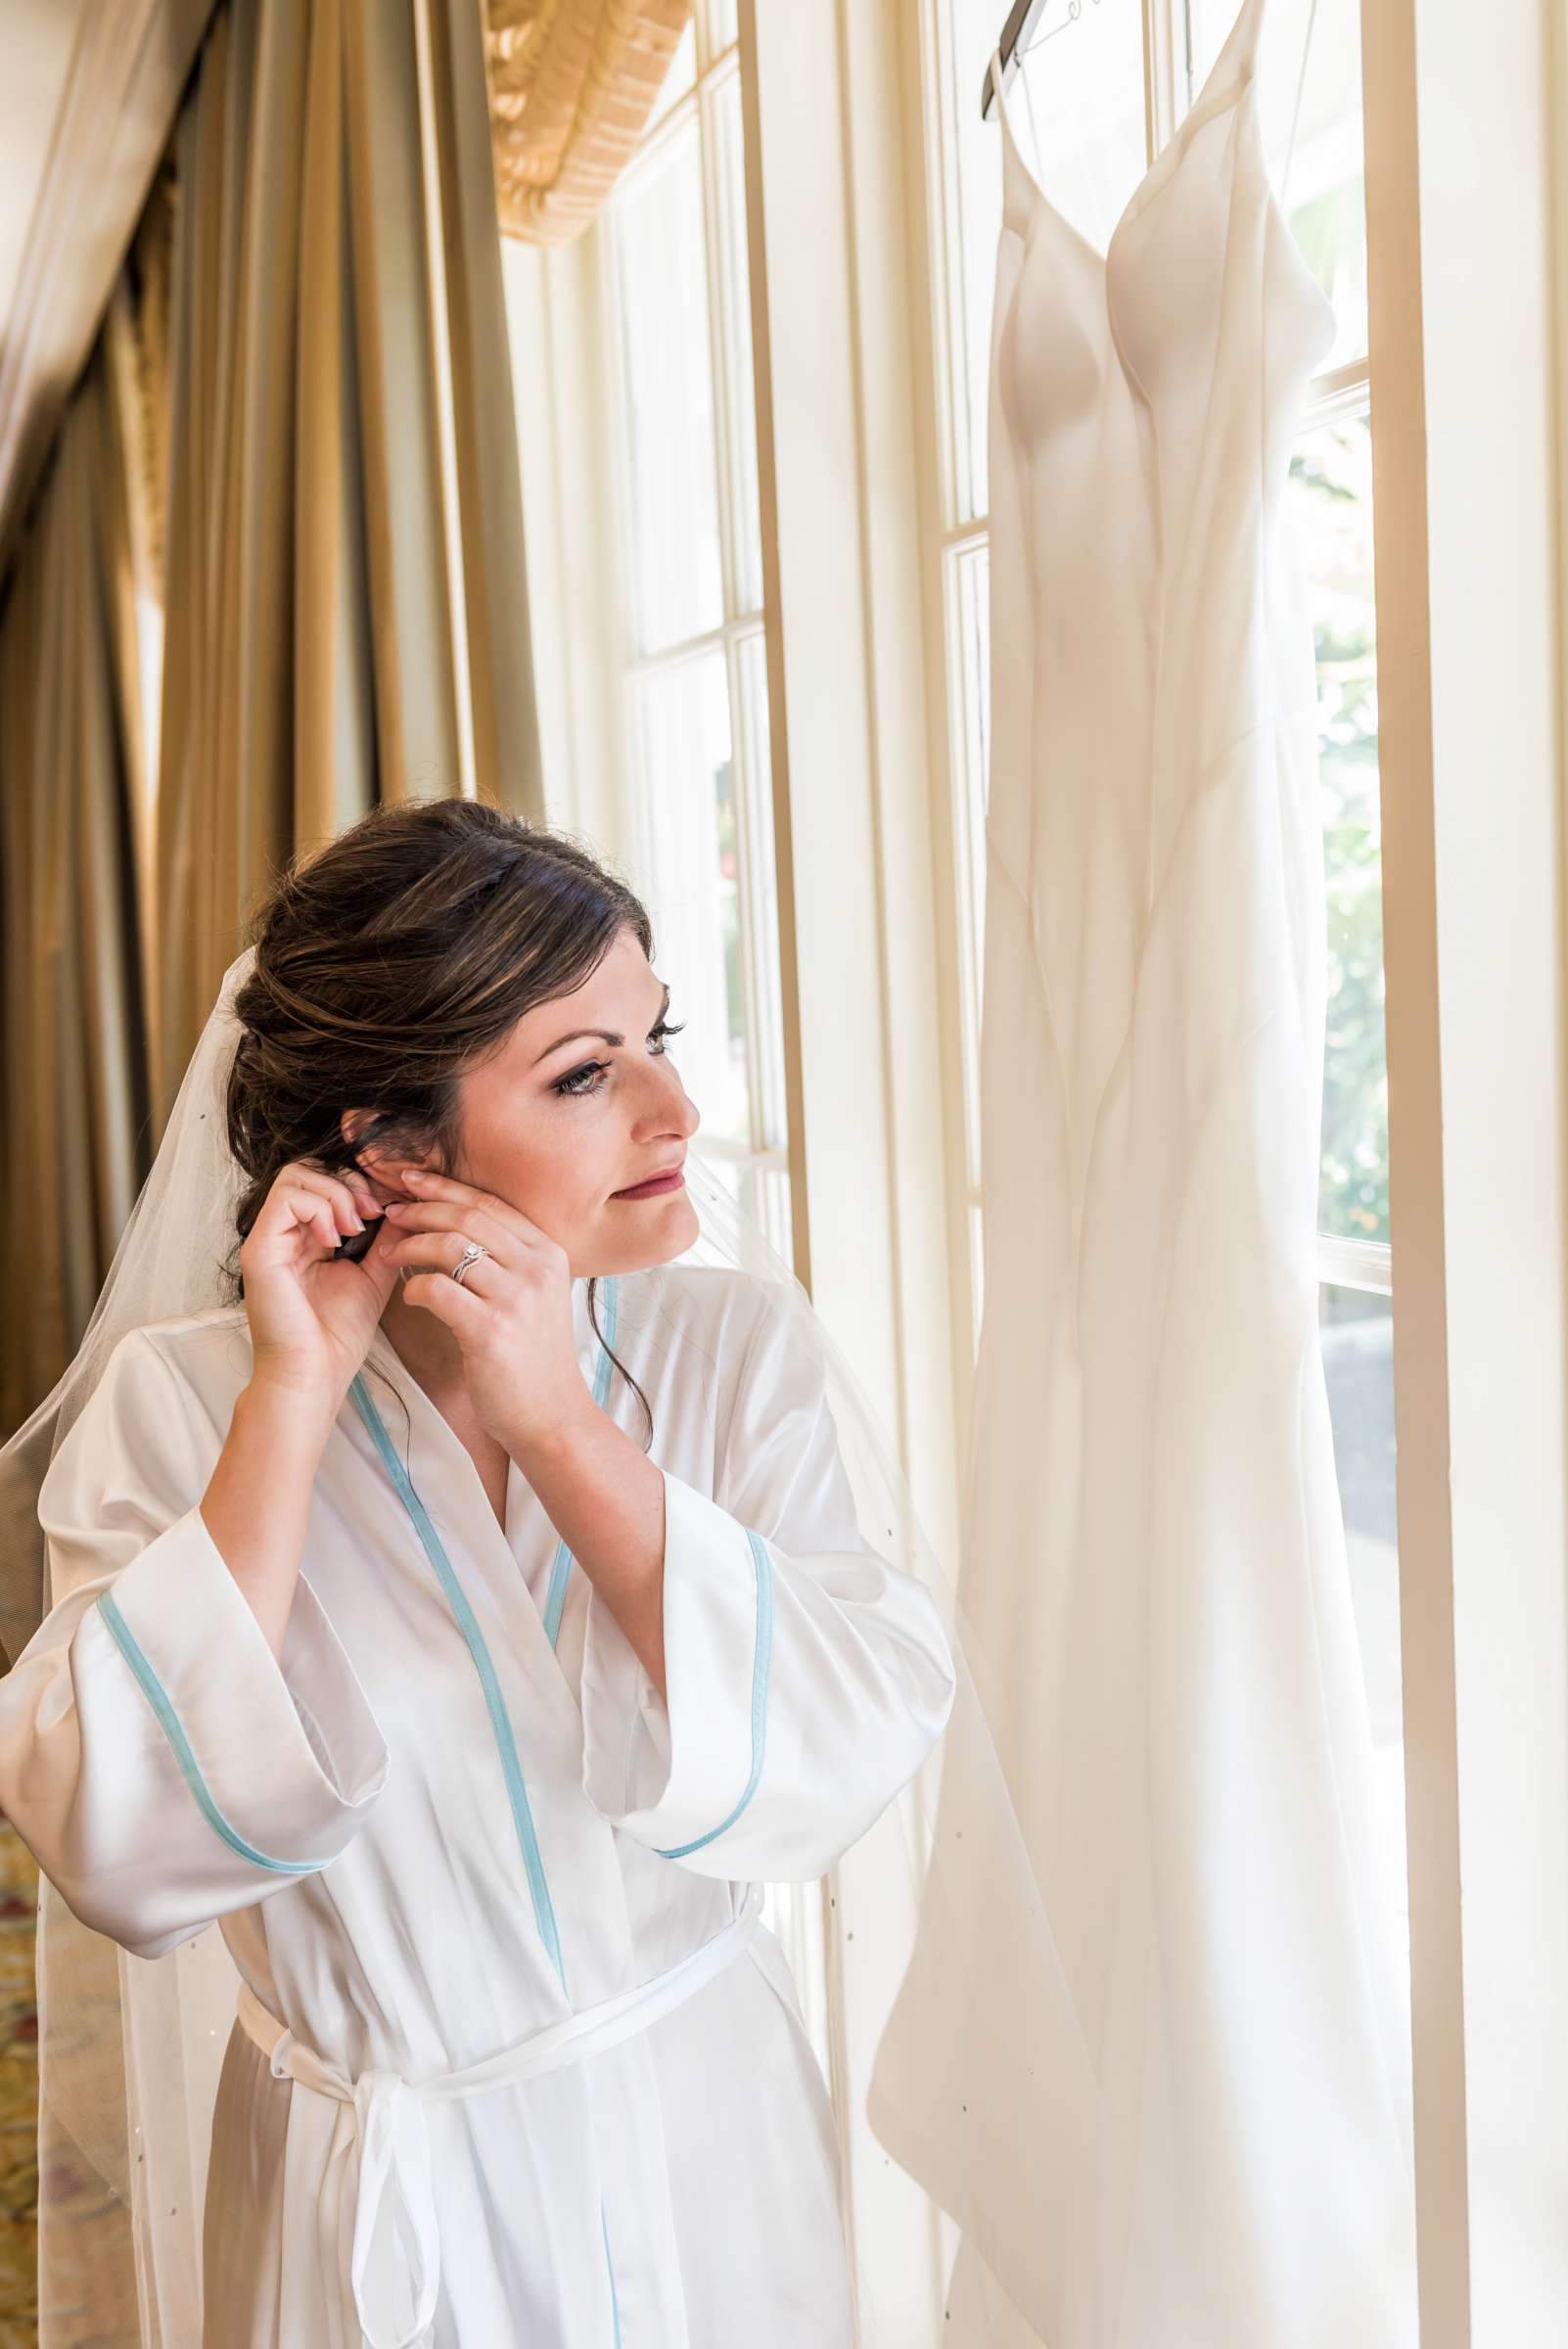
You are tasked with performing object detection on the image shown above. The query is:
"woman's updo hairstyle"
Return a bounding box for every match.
[224,797,656,1445]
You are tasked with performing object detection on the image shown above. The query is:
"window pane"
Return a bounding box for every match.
[702,0,738,66]
[633,653,753,1147]
[1188,0,1367,365]
[709,70,763,618]
[1319,1283,1409,1984]
[701,1147,796,1276]
[614,125,723,653]
[1287,411,1388,1247]
[645,23,697,134]
[943,0,1147,525]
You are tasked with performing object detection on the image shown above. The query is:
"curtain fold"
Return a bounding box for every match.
[155,0,543,1127]
[430,0,540,790]
[0,268,153,2349]
[0,324,152,1472]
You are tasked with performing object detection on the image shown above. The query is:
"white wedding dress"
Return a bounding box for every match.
[928,0,1417,2335]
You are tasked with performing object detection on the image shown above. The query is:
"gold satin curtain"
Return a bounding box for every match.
[0,297,156,1461]
[154,0,543,1121]
[0,240,164,2349]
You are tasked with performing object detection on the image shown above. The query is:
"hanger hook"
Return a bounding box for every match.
[1025,0,1106,57]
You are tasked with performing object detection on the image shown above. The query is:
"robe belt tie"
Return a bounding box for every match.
[235,1883,765,2349]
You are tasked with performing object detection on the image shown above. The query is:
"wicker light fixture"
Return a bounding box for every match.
[484,0,696,246]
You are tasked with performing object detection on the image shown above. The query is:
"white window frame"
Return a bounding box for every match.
[600,36,798,1230]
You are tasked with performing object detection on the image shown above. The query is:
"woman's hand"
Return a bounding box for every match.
[375,1169,591,1455]
[241,1159,400,1402]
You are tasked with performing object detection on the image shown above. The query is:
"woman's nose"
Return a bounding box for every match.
[651,1060,699,1136]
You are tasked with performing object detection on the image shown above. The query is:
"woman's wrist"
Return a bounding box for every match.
[239,1370,344,1455]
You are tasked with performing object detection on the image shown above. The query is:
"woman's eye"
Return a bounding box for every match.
[553,1019,686,1099]
[554,1061,609,1098]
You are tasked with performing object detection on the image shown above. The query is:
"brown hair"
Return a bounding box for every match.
[223,798,656,1447]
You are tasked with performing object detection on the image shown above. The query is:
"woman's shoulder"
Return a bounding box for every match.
[37,1310,252,1531]
[614,1260,788,1356]
[127,1302,250,1345]
[96,1306,255,1408]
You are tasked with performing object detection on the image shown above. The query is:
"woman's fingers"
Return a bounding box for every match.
[306,1166,377,1235]
[265,1174,355,1253]
[379,1200,515,1263]
[276,1161,383,1245]
[272,1183,342,1254]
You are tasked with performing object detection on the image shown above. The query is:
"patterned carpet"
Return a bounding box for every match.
[0,1817,38,2346]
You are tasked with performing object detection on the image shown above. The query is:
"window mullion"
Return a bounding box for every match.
[698,61,742,627]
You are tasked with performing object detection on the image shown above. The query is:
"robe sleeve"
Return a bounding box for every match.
[579,1281,957,1880]
[0,1327,390,1959]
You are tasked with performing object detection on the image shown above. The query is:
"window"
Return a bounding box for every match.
[509,4,1568,2320]
[597,3,793,1269]
[580,0,824,2062]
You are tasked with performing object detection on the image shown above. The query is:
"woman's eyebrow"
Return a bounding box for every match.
[532,981,672,1066]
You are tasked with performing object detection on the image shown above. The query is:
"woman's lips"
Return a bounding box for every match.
[612,1168,686,1200]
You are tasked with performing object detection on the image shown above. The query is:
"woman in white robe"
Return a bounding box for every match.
[0,805,957,2346]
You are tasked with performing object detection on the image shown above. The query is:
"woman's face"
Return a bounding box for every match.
[355,926,702,1278]
[454,925,702,1276]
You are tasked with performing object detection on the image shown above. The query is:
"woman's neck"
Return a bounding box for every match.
[375,1272,592,1410]
[377,1285,466,1402]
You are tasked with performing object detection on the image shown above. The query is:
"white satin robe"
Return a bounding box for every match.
[1,1263,956,2346]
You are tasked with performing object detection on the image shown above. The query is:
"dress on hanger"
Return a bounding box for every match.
[954,0,1418,2334]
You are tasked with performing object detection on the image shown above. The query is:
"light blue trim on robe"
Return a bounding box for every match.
[600,2198,623,2343]
[653,1526,775,1861]
[543,1275,620,1649]
[354,1275,628,2334]
[348,1371,572,2000]
[94,1589,323,1875]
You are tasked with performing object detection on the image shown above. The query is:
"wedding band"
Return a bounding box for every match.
[450,1240,491,1290]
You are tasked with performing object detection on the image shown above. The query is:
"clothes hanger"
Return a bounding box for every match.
[981,0,1097,121]
[982,0,1320,219]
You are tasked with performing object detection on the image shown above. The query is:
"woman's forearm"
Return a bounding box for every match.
[199,1379,338,1664]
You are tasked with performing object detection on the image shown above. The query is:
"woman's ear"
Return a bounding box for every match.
[340,1108,428,1208]
[340,1108,392,1202]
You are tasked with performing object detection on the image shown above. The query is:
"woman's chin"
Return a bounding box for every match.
[634,1190,700,1265]
[583,1190,700,1277]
